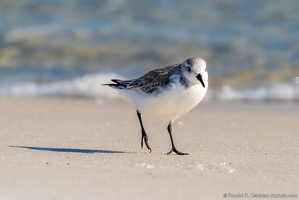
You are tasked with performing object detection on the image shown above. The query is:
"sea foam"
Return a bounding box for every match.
[1,73,299,103]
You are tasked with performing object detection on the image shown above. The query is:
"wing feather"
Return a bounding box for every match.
[103,64,180,94]
[128,64,179,93]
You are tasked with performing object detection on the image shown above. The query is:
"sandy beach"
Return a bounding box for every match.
[0,97,298,200]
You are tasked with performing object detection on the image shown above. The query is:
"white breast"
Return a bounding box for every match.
[131,83,208,120]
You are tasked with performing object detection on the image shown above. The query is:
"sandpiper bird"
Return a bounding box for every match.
[104,57,208,155]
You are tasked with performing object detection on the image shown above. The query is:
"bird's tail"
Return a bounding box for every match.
[102,79,130,90]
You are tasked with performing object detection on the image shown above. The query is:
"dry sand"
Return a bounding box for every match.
[0,97,298,200]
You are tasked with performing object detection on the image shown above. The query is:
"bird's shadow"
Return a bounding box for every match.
[10,145,129,154]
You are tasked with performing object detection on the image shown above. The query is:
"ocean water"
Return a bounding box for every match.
[1,0,299,102]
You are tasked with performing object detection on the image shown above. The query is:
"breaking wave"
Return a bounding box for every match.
[1,73,299,103]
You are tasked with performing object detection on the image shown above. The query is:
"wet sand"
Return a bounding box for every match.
[0,97,298,200]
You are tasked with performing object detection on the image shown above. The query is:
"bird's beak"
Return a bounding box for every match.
[196,74,205,88]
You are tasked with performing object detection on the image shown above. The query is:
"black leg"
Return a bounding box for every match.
[167,121,188,155]
[136,110,152,153]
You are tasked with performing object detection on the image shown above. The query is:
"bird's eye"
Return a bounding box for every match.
[187,66,191,72]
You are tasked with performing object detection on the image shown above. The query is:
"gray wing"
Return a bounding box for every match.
[127,64,180,93]
[106,64,180,94]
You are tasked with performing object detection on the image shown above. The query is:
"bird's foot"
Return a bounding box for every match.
[167,147,188,155]
[141,135,152,153]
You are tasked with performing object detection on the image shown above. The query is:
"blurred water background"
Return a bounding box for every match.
[0,0,299,103]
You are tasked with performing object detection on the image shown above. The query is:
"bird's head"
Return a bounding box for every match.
[181,57,208,88]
